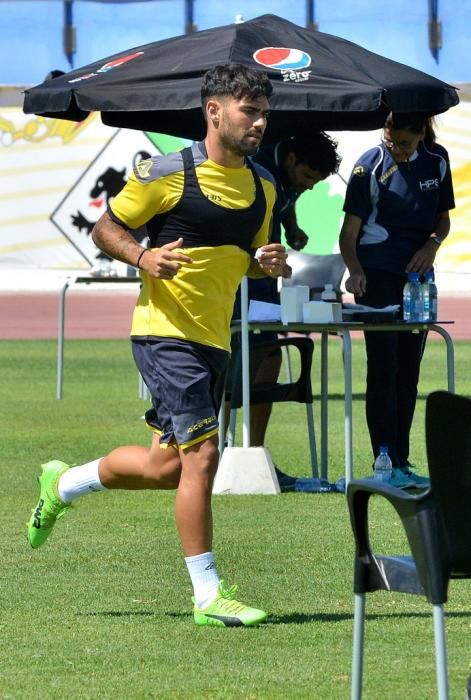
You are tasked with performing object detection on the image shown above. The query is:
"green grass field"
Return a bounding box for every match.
[1,338,470,699]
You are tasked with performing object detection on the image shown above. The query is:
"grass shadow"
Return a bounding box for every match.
[366,610,471,621]
[79,610,157,617]
[78,609,471,623]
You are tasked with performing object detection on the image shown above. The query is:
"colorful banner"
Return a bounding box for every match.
[1,102,470,285]
[0,109,186,271]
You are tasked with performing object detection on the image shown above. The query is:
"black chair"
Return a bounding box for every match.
[347,390,471,700]
[226,335,319,478]
[282,250,346,300]
[223,253,344,480]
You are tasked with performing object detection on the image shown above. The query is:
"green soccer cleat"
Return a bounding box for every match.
[193,581,268,627]
[27,460,71,549]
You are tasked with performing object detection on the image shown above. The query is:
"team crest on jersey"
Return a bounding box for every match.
[353,166,366,177]
[379,164,398,183]
[136,159,153,179]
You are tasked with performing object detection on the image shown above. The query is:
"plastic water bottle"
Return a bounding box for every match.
[421,271,437,321]
[321,283,336,301]
[373,446,393,482]
[403,272,423,322]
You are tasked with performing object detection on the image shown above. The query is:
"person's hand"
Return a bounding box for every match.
[256,242,288,277]
[281,263,292,279]
[345,271,367,296]
[405,240,438,276]
[140,237,193,279]
[285,226,309,251]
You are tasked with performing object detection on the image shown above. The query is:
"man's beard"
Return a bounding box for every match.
[220,128,261,157]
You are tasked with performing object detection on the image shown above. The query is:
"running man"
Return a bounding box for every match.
[27,64,290,627]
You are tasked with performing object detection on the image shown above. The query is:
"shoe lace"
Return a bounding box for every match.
[218,580,238,600]
[401,462,419,475]
[215,581,250,615]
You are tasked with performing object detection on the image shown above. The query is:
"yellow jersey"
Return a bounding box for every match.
[110,142,276,351]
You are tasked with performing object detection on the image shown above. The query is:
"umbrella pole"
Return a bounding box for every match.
[428,0,442,63]
[306,0,319,31]
[213,276,279,495]
[63,0,76,69]
[185,0,196,34]
[240,276,251,449]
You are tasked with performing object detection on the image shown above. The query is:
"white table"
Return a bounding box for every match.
[231,319,455,485]
[56,277,455,484]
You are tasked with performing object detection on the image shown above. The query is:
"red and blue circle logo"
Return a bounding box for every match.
[97,52,144,74]
[253,47,311,71]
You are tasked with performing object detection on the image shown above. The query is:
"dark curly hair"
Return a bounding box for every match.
[285,132,342,177]
[201,64,273,113]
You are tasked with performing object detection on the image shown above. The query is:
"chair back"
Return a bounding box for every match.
[282,251,346,300]
[426,391,471,577]
[227,336,314,409]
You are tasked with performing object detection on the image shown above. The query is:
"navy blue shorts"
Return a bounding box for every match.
[132,338,229,449]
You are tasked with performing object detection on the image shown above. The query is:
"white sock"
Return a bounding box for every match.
[184,552,220,609]
[57,458,108,503]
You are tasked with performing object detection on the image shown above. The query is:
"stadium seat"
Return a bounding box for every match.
[347,390,471,700]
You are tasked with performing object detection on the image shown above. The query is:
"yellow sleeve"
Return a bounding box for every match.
[110,171,182,229]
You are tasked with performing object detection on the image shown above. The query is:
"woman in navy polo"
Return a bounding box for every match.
[339,113,455,487]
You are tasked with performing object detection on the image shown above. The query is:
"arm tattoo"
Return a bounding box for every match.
[92,213,144,265]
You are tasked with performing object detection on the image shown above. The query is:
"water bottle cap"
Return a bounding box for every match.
[324,283,333,290]
[424,271,434,281]
[379,446,388,454]
[407,272,420,281]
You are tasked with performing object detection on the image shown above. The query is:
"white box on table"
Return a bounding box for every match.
[302,301,343,323]
[280,286,310,324]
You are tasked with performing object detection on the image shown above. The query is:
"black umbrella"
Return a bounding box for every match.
[23,13,459,139]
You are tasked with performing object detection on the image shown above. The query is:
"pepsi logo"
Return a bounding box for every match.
[68,51,144,83]
[97,52,144,73]
[253,47,311,71]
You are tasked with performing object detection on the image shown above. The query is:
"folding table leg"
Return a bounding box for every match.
[305,403,319,479]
